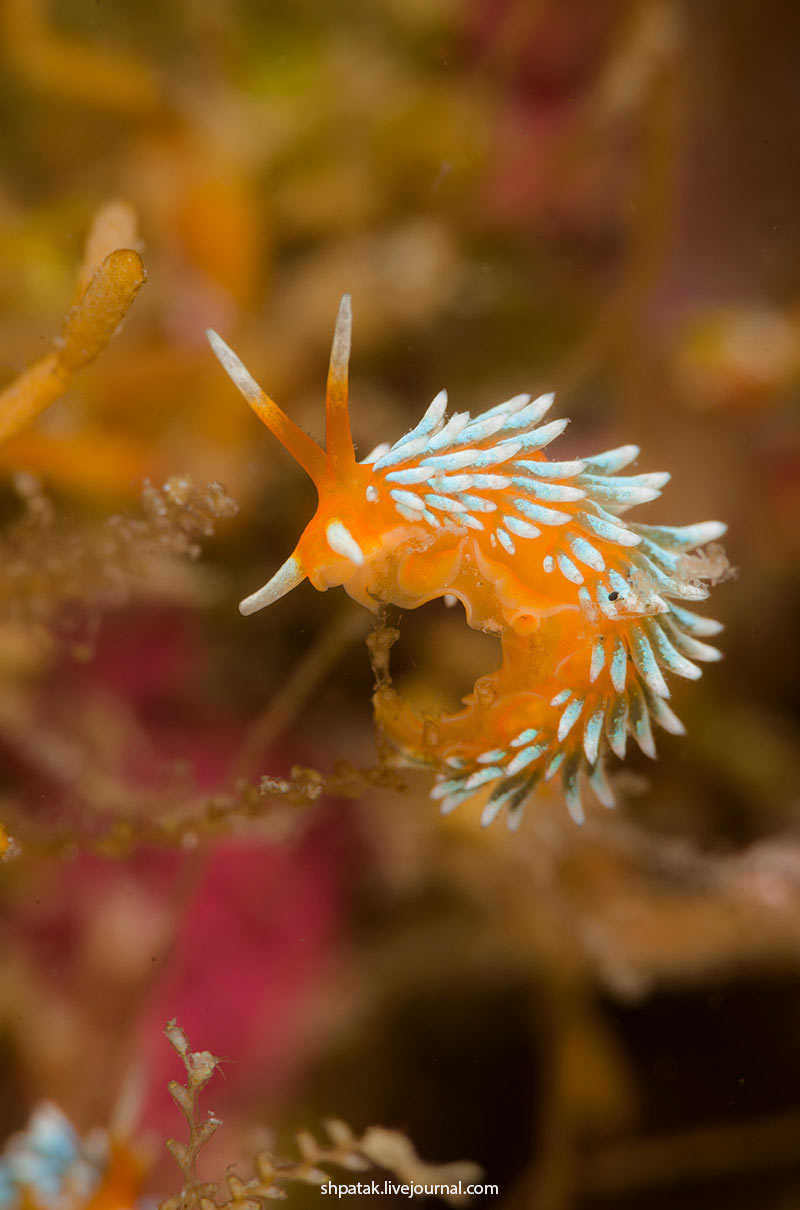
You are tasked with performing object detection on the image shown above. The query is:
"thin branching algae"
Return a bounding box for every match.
[210,296,729,829]
[0,474,238,857]
[1,474,238,639]
[161,1021,481,1208]
[8,758,404,862]
[0,1026,481,1210]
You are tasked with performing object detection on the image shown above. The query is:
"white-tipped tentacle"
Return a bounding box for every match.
[239,553,306,616]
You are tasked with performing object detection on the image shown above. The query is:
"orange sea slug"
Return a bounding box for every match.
[0,1103,142,1210]
[209,298,726,827]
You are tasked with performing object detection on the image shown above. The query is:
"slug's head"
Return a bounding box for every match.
[208,296,394,615]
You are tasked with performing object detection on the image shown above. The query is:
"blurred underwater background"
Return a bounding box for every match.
[0,1,799,1207]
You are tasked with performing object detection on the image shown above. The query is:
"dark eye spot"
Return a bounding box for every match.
[608,591,619,601]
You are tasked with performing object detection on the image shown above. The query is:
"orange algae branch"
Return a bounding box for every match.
[71,199,142,301]
[0,202,146,446]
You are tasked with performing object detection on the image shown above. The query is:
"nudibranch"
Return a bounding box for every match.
[0,1103,142,1210]
[208,298,727,828]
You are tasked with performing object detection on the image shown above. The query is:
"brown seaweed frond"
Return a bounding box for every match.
[1,473,238,637]
[161,1022,482,1210]
[0,200,146,446]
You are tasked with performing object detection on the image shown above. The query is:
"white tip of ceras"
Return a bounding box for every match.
[326,519,365,565]
[239,553,306,616]
[207,329,261,402]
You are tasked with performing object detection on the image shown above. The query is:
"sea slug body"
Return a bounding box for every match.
[209,298,727,829]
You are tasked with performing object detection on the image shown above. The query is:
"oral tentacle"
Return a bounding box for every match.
[239,552,306,615]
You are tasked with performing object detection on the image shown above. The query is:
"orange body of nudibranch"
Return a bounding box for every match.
[208,298,727,828]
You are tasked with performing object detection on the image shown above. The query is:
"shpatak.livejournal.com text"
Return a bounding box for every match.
[320,1180,499,1198]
